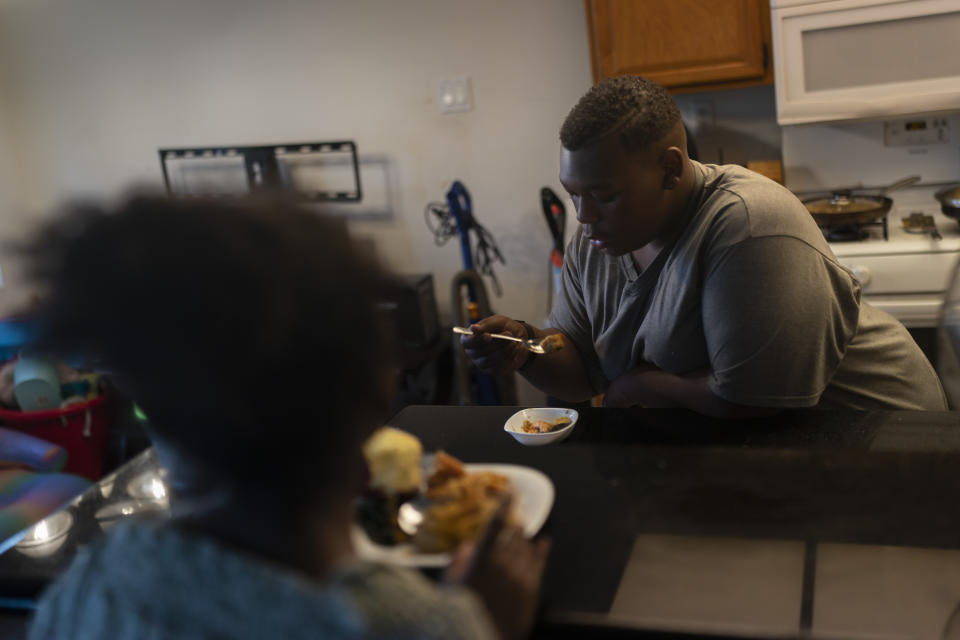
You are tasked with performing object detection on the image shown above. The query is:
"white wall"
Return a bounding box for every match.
[0,0,593,332]
[0,22,29,303]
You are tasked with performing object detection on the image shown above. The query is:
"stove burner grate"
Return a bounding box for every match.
[819,216,888,242]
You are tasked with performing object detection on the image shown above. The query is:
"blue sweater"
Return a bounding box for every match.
[29,521,495,639]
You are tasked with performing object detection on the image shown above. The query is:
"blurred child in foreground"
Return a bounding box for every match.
[23,196,549,640]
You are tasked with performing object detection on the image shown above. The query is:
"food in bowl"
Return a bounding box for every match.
[504,408,579,446]
[520,416,572,434]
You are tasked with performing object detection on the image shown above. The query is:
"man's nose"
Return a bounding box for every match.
[576,198,599,224]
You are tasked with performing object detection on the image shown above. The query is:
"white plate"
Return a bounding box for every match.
[351,463,554,568]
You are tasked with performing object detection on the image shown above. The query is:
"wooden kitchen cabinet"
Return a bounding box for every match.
[585,0,773,92]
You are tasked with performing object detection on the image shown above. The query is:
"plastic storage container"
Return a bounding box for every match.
[0,394,111,480]
[0,317,113,480]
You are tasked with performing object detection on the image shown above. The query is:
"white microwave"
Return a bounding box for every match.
[771,0,960,125]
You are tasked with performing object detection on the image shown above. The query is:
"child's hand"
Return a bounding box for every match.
[445,494,552,640]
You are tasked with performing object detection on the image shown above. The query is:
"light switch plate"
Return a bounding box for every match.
[437,76,473,114]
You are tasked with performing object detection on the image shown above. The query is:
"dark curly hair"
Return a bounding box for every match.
[20,195,394,497]
[559,76,681,152]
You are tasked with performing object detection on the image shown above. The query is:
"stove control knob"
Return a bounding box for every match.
[851,265,872,286]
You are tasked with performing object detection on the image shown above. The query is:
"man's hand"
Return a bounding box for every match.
[461,317,597,403]
[446,495,551,640]
[459,315,531,376]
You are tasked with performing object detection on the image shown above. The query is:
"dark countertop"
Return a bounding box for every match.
[390,406,960,638]
[3,406,960,638]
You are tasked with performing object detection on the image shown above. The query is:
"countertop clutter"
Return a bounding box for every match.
[0,447,163,600]
[0,356,111,481]
[0,356,102,413]
[5,406,960,638]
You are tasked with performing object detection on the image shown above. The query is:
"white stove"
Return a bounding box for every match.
[783,114,960,329]
[827,191,960,328]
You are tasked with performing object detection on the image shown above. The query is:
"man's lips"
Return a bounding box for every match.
[587,235,610,248]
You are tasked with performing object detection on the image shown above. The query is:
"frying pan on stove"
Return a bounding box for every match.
[802,175,920,226]
[936,184,960,220]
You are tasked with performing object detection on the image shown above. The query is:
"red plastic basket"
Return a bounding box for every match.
[0,394,111,480]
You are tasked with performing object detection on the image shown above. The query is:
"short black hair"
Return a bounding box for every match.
[22,196,393,495]
[559,76,681,152]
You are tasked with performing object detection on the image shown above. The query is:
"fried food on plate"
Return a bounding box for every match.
[358,430,517,554]
[427,450,465,491]
[414,450,514,553]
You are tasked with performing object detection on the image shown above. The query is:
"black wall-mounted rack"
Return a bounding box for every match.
[158,140,362,202]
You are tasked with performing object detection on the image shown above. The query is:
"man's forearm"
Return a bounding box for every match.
[518,329,596,403]
[674,373,779,418]
[606,366,779,419]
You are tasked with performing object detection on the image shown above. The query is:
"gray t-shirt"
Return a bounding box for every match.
[548,161,947,411]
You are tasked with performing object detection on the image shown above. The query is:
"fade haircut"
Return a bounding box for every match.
[559,76,681,153]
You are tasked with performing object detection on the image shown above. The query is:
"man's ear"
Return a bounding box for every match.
[660,146,684,190]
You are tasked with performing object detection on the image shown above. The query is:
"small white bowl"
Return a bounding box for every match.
[504,408,579,446]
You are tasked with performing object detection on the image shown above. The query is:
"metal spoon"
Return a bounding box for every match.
[452,326,553,354]
[397,497,431,536]
[396,454,436,537]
